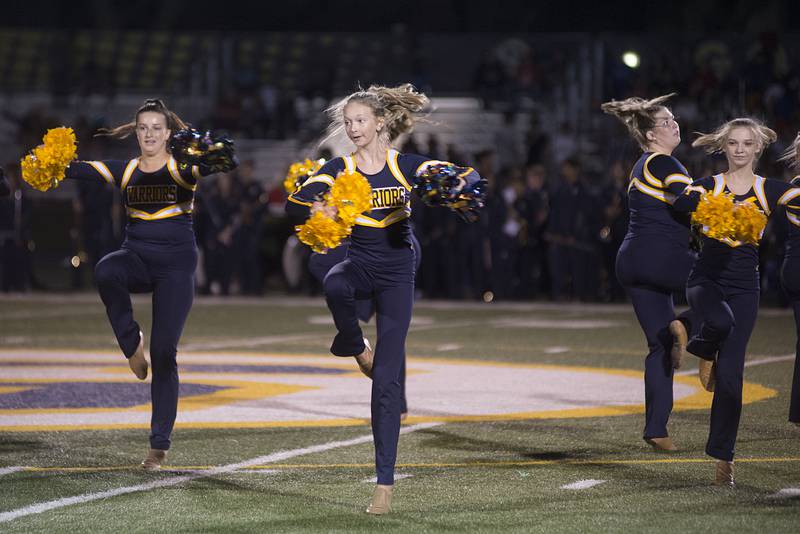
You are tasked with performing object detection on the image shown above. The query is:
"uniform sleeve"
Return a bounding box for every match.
[776,179,800,210]
[285,158,344,220]
[783,178,800,228]
[645,154,693,196]
[672,176,713,213]
[399,154,483,189]
[65,160,124,186]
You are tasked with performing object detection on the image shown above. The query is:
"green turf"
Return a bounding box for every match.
[1,295,799,532]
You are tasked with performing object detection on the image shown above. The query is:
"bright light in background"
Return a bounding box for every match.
[622,51,640,69]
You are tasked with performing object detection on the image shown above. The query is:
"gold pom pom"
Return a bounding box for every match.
[296,211,350,253]
[20,127,77,192]
[692,191,736,240]
[283,158,324,194]
[294,170,373,253]
[732,201,766,245]
[328,170,373,226]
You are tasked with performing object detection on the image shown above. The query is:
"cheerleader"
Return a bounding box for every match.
[676,118,800,485]
[308,233,423,421]
[286,84,482,514]
[601,94,699,452]
[62,99,237,469]
[778,132,800,426]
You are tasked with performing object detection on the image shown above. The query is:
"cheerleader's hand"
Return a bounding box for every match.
[311,201,338,218]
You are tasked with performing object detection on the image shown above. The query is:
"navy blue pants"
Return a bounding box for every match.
[94,242,197,450]
[686,276,759,461]
[780,257,800,423]
[616,237,699,439]
[324,251,415,485]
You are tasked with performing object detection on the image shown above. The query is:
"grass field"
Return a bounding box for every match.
[1,294,799,532]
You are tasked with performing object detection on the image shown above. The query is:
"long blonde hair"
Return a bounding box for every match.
[323,84,429,146]
[600,93,676,151]
[778,131,800,169]
[96,98,188,139]
[692,117,777,156]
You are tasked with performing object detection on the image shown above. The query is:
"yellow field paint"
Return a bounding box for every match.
[0,350,779,431]
[18,456,800,473]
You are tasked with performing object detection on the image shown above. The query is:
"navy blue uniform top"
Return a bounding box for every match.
[678,174,800,289]
[624,152,693,246]
[286,149,480,266]
[66,156,216,250]
[785,176,800,259]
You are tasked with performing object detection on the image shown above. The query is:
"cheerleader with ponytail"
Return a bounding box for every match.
[601,94,700,453]
[22,99,237,469]
[675,118,800,485]
[286,84,485,514]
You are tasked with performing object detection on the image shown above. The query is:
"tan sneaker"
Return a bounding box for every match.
[699,359,716,392]
[366,484,393,515]
[128,330,148,380]
[645,436,678,452]
[713,460,734,487]
[141,448,167,470]
[354,338,373,378]
[668,320,688,369]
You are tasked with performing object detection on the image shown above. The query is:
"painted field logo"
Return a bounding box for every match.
[0,350,775,431]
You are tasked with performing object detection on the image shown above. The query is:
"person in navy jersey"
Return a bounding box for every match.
[64,99,237,469]
[601,94,699,452]
[286,84,482,514]
[675,118,800,485]
[777,133,800,427]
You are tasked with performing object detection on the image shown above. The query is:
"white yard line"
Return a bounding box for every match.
[560,479,607,490]
[769,487,800,499]
[0,466,25,477]
[0,422,441,524]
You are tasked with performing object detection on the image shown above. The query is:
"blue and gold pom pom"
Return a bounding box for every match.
[413,162,487,222]
[170,128,236,173]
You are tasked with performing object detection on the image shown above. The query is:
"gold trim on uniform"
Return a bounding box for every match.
[753,175,769,214]
[787,211,800,228]
[778,185,800,207]
[300,174,335,188]
[121,159,139,190]
[127,200,194,220]
[192,165,202,181]
[355,208,411,228]
[287,195,313,207]
[629,178,674,204]
[168,156,197,191]
[712,174,725,196]
[663,173,691,186]
[343,155,356,174]
[387,149,412,190]
[87,161,114,184]
[642,153,666,188]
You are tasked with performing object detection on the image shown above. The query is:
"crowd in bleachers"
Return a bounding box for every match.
[3,31,800,304]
